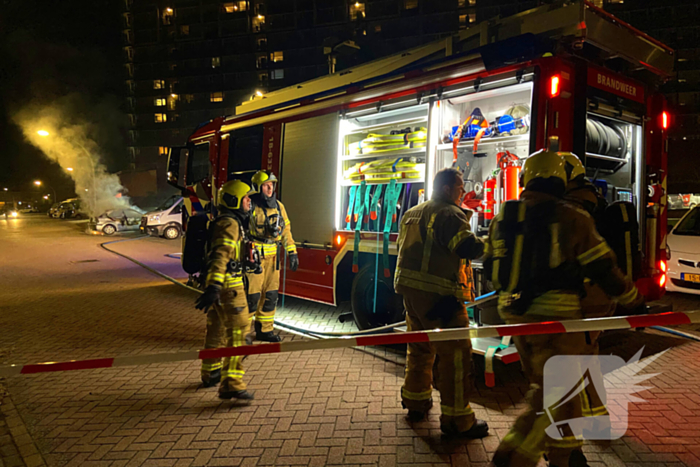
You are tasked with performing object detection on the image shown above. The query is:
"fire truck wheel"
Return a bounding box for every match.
[351,265,404,330]
[163,225,181,240]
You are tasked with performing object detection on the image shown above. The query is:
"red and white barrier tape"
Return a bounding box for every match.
[1,311,698,378]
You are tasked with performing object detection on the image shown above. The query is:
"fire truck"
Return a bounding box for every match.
[167,1,673,333]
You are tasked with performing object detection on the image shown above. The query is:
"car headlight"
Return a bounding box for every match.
[666,246,671,261]
[10,211,18,218]
[149,215,160,223]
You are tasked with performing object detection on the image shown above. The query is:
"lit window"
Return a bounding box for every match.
[374,24,381,32]
[210,92,224,102]
[350,2,365,20]
[253,14,265,31]
[256,55,267,69]
[258,72,269,84]
[170,80,178,92]
[163,7,174,25]
[403,0,418,9]
[154,80,165,89]
[271,51,283,63]
[185,94,195,103]
[257,37,267,49]
[168,95,178,110]
[155,113,167,123]
[272,69,284,80]
[154,98,166,106]
[469,13,476,23]
[159,146,168,156]
[212,57,221,68]
[224,1,247,13]
[459,14,467,28]
[469,0,476,4]
[180,25,190,35]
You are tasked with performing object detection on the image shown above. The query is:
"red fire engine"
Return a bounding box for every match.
[167,1,673,334]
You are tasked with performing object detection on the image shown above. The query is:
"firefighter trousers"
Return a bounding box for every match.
[201,286,250,393]
[400,287,476,432]
[494,330,588,467]
[581,283,616,420]
[247,255,280,333]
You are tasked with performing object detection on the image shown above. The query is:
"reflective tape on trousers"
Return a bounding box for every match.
[0,311,698,377]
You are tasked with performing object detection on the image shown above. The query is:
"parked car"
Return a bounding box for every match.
[666,206,700,295]
[57,199,86,219]
[48,203,60,217]
[140,195,183,240]
[1,208,19,219]
[668,194,685,210]
[90,208,143,235]
[681,194,700,209]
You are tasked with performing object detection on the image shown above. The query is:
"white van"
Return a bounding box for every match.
[140,195,183,239]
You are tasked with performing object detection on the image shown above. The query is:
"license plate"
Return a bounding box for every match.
[682,273,700,283]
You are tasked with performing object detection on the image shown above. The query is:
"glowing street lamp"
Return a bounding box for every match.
[34,180,57,201]
[37,130,50,137]
[66,167,74,172]
[34,180,41,186]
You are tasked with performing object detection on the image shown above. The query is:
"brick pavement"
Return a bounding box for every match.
[1,215,700,466]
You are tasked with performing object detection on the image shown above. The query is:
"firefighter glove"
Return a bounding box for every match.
[195,285,221,313]
[289,253,299,272]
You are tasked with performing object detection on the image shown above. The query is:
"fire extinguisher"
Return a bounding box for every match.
[483,175,497,225]
[498,151,522,202]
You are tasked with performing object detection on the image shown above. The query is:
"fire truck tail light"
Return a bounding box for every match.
[335,234,343,247]
[658,260,667,288]
[550,75,561,98]
[661,111,669,129]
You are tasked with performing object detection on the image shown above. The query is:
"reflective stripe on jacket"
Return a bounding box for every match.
[394,198,481,301]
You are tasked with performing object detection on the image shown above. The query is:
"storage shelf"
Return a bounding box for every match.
[346,117,427,135]
[435,134,529,151]
[341,147,426,161]
[340,178,425,187]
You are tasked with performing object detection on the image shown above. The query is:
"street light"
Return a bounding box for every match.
[66,167,74,172]
[34,180,57,202]
[37,130,50,137]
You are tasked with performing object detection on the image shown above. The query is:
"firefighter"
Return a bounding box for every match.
[195,179,256,400]
[486,149,645,467]
[563,154,615,423]
[394,167,489,438]
[247,170,298,343]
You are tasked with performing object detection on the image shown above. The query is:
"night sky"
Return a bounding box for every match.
[0,0,125,200]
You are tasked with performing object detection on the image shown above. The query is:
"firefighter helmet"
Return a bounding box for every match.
[520,149,568,188]
[218,180,255,210]
[563,153,586,182]
[251,170,278,191]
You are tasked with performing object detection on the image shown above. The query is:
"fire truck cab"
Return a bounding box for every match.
[167,1,673,333]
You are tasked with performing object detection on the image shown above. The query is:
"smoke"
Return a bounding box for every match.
[13,95,133,217]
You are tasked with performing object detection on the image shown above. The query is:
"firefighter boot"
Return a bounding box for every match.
[219,389,255,400]
[254,320,281,343]
[553,450,589,467]
[440,419,489,439]
[402,399,433,422]
[201,369,221,388]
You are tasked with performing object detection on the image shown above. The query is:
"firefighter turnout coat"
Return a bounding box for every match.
[246,194,296,333]
[394,197,485,433]
[485,190,642,467]
[201,214,250,393]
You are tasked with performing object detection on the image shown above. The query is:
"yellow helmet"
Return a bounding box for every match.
[218,180,255,210]
[520,149,568,188]
[251,170,278,191]
[562,153,585,182]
